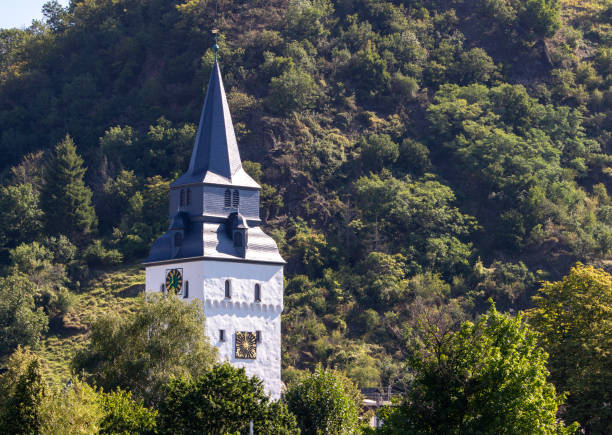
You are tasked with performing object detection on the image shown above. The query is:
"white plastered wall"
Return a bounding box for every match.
[145,259,283,399]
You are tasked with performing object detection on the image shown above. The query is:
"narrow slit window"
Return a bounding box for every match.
[256,330,261,343]
[160,283,165,293]
[225,280,231,299]
[174,232,182,247]
[232,190,240,208]
[219,329,225,342]
[186,188,191,205]
[254,284,261,302]
[180,189,185,207]
[224,189,231,207]
[184,281,189,298]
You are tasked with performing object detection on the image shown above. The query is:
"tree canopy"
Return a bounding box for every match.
[72,293,217,406]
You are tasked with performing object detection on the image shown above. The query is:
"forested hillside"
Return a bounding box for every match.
[1,0,611,432]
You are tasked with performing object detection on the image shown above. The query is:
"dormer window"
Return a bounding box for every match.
[254,283,261,302]
[180,189,185,207]
[232,190,240,208]
[174,232,183,247]
[186,188,191,205]
[225,280,231,299]
[224,189,231,207]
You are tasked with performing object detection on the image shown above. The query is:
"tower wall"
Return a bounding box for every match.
[145,259,283,399]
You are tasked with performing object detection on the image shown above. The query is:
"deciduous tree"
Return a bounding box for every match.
[527,264,612,434]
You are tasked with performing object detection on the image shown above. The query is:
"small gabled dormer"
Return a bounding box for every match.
[169,212,189,256]
[227,212,248,258]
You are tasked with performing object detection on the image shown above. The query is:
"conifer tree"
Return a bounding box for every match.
[41,135,97,243]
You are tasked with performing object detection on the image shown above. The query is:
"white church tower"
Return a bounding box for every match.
[143,49,285,399]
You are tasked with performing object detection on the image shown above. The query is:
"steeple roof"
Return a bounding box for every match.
[172,60,259,189]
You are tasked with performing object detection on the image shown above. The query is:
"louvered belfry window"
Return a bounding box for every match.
[186,188,191,205]
[232,190,240,208]
[224,189,231,207]
[180,189,185,206]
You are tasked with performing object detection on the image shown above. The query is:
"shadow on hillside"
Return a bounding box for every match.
[48,316,88,337]
[118,283,145,298]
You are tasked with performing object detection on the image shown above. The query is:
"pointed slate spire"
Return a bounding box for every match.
[173,59,258,188]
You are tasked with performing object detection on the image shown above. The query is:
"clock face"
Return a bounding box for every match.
[235,331,257,359]
[165,269,183,294]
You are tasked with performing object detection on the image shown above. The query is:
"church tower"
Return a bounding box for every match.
[144,52,284,399]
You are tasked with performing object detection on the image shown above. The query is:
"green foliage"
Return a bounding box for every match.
[0,274,48,357]
[0,348,46,435]
[267,67,319,113]
[40,380,104,435]
[359,133,399,172]
[527,264,612,434]
[517,0,562,39]
[158,363,298,434]
[0,183,44,250]
[83,240,123,267]
[353,173,476,276]
[98,389,157,435]
[285,366,362,435]
[379,305,578,434]
[72,293,217,406]
[40,135,97,244]
[349,40,390,100]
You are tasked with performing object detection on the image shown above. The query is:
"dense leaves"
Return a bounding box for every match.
[285,367,362,435]
[159,363,298,434]
[528,264,612,434]
[72,293,217,406]
[379,305,578,434]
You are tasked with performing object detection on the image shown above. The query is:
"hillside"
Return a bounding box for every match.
[1,0,611,430]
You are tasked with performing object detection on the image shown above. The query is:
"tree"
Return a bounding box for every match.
[0,274,48,357]
[378,305,578,434]
[40,135,97,243]
[98,389,157,435]
[266,67,319,114]
[285,367,362,435]
[527,264,612,434]
[0,348,46,435]
[517,0,561,39]
[0,183,44,249]
[158,363,298,434]
[359,134,399,173]
[72,293,217,406]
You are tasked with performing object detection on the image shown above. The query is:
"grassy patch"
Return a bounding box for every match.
[37,264,145,384]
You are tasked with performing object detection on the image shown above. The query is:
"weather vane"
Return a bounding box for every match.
[212,29,219,62]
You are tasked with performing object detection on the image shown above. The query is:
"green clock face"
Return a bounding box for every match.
[165,269,183,294]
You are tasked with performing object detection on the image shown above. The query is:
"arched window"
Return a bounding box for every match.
[174,232,183,247]
[224,189,231,207]
[224,280,231,299]
[180,189,185,207]
[184,281,189,299]
[254,283,261,302]
[233,232,243,247]
[232,189,240,208]
[186,188,192,205]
